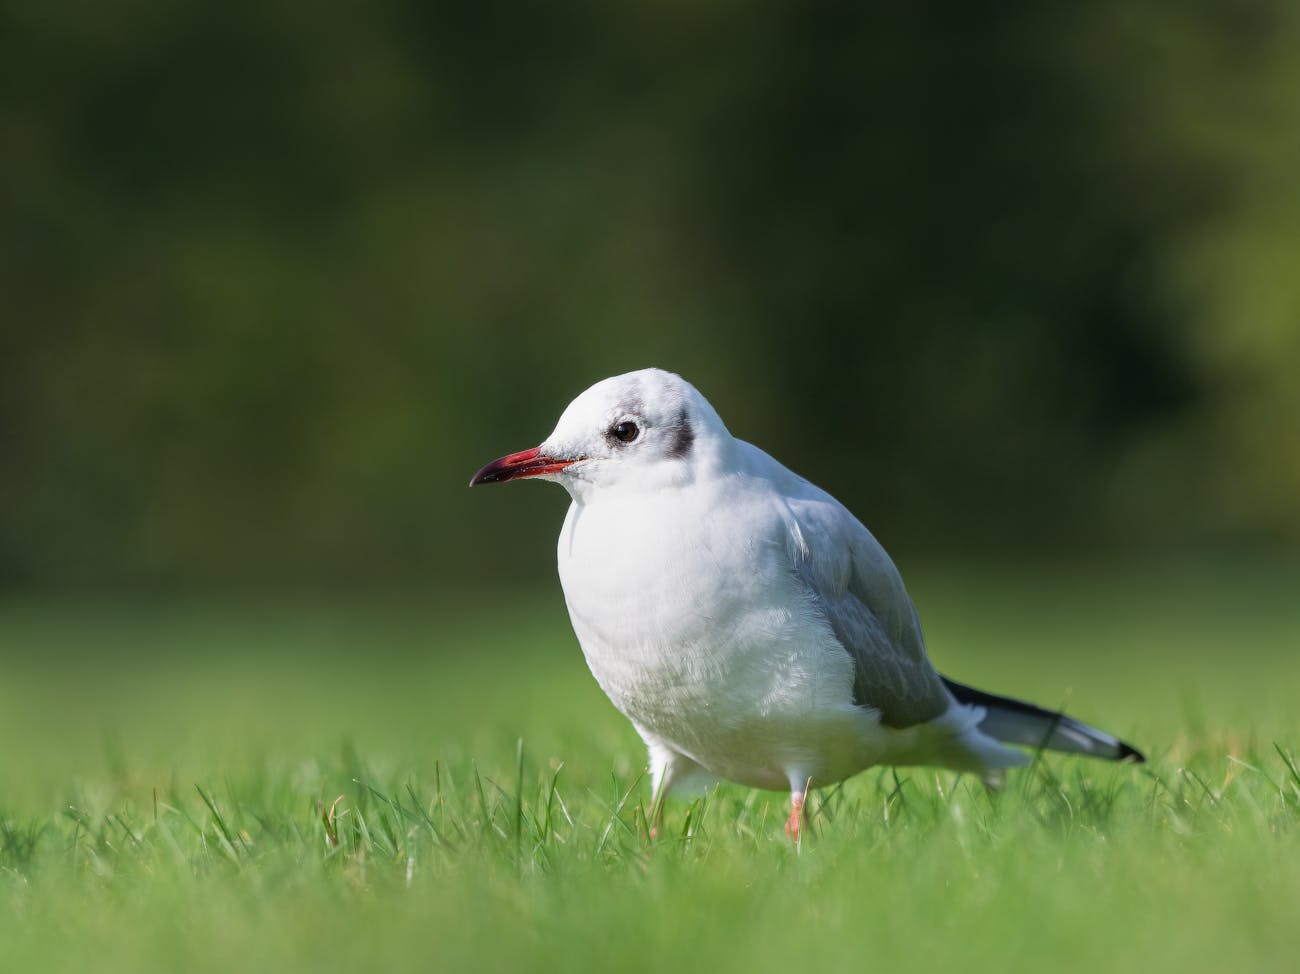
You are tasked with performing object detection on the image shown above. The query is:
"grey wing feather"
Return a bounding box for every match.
[784,491,952,729]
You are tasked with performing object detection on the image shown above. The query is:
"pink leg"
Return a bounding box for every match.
[783,774,814,842]
[649,792,667,841]
[784,791,806,841]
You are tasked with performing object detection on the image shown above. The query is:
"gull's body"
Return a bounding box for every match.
[472,368,1142,837]
[557,438,1000,795]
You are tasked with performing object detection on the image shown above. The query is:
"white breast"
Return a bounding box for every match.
[556,478,880,789]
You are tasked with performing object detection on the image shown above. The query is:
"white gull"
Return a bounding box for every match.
[471,368,1142,839]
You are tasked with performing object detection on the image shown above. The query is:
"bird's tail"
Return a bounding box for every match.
[942,677,1145,763]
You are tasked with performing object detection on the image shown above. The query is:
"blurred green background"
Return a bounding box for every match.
[2,1,1299,595]
[3,11,1299,969]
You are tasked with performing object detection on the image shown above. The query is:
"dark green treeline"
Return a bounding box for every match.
[2,2,1297,591]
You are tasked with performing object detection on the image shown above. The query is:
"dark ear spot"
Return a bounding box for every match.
[666,410,694,459]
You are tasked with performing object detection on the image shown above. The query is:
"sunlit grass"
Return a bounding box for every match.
[1,559,1297,973]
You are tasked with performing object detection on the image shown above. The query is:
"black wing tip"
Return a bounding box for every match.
[943,675,1147,764]
[1116,740,1146,764]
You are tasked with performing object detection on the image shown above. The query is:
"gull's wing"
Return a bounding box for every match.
[761,455,951,729]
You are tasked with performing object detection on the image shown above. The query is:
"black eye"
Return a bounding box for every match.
[609,421,640,444]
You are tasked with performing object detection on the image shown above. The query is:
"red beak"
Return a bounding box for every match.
[469,446,577,486]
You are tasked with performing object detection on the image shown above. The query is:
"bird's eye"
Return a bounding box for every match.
[609,421,640,444]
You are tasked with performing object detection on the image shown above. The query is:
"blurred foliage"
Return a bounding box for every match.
[1,1,1298,592]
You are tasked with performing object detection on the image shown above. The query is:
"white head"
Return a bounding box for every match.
[469,368,732,501]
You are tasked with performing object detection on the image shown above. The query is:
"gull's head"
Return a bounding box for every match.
[469,368,730,500]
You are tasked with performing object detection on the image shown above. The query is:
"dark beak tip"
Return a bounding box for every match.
[469,446,558,487]
[468,462,504,487]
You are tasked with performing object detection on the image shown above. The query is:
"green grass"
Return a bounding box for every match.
[1,560,1298,973]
